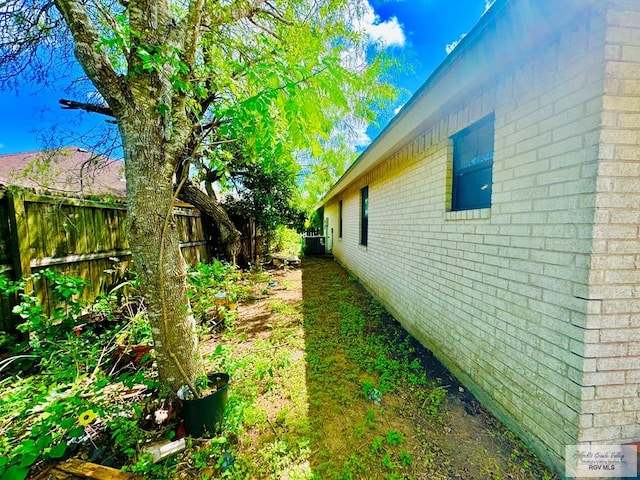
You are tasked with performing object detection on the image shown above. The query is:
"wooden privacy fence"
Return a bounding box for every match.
[0,188,212,330]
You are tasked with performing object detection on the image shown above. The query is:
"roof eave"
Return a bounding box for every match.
[321,0,596,206]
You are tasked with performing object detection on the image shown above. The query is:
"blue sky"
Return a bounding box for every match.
[0,0,490,156]
[371,0,488,94]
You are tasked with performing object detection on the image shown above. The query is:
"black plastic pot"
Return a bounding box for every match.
[181,373,230,437]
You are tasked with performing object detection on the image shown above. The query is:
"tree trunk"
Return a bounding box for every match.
[120,122,205,392]
[53,0,208,393]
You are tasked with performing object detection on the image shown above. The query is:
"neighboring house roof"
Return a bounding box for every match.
[0,147,126,198]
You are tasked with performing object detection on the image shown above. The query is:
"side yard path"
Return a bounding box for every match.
[197,257,557,479]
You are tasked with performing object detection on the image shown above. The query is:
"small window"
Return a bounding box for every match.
[338,200,343,238]
[451,113,494,211]
[360,187,368,246]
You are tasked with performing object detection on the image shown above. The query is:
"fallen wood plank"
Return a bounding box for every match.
[30,465,73,480]
[44,468,74,479]
[55,459,141,480]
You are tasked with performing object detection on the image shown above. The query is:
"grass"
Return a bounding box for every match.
[192,257,558,480]
[0,258,559,479]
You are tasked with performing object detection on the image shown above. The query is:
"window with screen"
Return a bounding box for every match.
[360,187,368,246]
[338,200,343,238]
[451,113,494,211]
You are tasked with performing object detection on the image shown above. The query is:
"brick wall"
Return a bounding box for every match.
[579,0,640,446]
[324,2,617,472]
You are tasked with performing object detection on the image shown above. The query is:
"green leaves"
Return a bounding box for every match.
[78,0,399,230]
[1,435,58,480]
[10,269,87,339]
[1,465,29,480]
[184,0,399,213]
[222,154,305,235]
[48,442,67,459]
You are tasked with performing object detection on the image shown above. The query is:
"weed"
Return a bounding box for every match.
[257,439,311,478]
[0,269,167,480]
[355,408,377,439]
[339,301,365,338]
[399,449,413,467]
[381,452,395,469]
[364,408,376,429]
[337,456,355,480]
[362,380,381,405]
[420,386,447,416]
[370,298,386,319]
[125,453,178,479]
[387,473,406,480]
[109,410,146,458]
[187,260,247,324]
[370,436,384,455]
[269,299,299,318]
[386,429,404,446]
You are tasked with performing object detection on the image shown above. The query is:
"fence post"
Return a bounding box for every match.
[7,190,32,284]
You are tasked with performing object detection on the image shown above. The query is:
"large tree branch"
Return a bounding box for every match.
[177,180,241,253]
[59,98,115,117]
[206,0,267,27]
[258,4,292,26]
[182,0,205,68]
[54,0,129,115]
[248,17,280,40]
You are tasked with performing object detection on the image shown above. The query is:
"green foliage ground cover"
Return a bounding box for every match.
[0,261,246,480]
[187,257,558,480]
[0,256,558,480]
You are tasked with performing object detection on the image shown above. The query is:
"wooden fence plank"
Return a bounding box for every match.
[0,195,16,329]
[0,191,211,329]
[7,191,31,281]
[115,209,127,250]
[77,205,88,254]
[30,249,131,268]
[65,205,80,254]
[22,191,127,210]
[26,200,42,260]
[94,207,105,253]
[86,208,97,254]
[0,197,11,264]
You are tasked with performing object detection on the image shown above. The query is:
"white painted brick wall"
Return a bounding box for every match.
[579,0,640,448]
[323,1,640,474]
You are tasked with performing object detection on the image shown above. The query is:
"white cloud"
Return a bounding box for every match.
[393,104,405,116]
[350,121,371,148]
[327,1,406,156]
[484,0,496,13]
[325,117,371,152]
[445,1,493,54]
[445,33,466,54]
[357,1,406,49]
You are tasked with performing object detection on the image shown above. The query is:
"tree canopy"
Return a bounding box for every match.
[2,0,395,185]
[0,0,398,390]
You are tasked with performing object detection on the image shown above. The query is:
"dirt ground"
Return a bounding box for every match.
[200,256,558,480]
